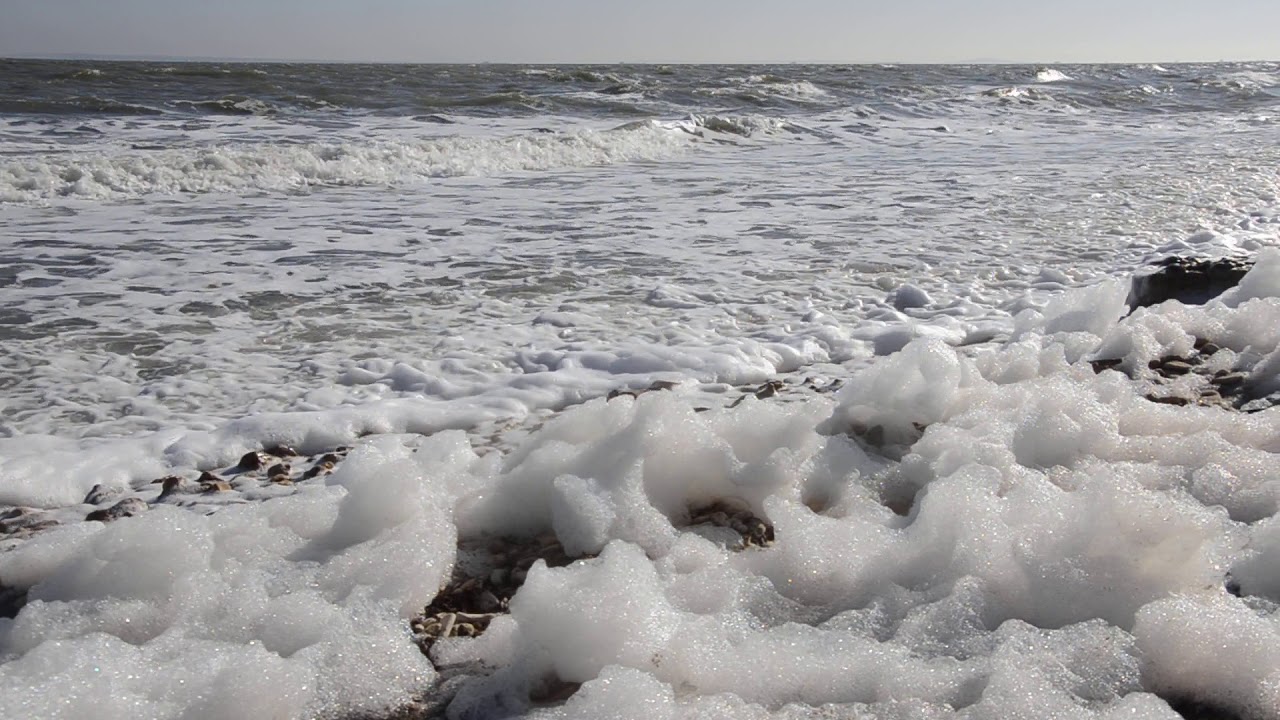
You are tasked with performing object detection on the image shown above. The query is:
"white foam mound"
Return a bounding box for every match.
[7,275,1280,718]
[0,438,460,718]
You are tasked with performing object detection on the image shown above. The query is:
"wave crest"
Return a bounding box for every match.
[0,123,697,202]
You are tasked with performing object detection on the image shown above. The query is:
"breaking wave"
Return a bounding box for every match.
[0,123,701,202]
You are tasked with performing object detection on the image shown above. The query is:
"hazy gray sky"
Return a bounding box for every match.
[2,0,1277,63]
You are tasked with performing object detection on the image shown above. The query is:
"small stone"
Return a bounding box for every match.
[1199,342,1222,356]
[318,453,342,465]
[202,480,232,493]
[265,463,290,478]
[0,508,52,535]
[1241,398,1275,413]
[0,583,29,620]
[439,613,457,637]
[196,471,220,484]
[754,380,784,399]
[476,590,502,613]
[82,483,120,505]
[1089,358,1124,374]
[863,425,886,447]
[1146,394,1190,406]
[1160,360,1194,376]
[1128,256,1254,310]
[269,475,294,486]
[265,445,298,458]
[1211,372,1247,387]
[238,451,264,470]
[86,497,148,523]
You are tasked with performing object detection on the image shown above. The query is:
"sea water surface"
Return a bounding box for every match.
[1,60,1279,719]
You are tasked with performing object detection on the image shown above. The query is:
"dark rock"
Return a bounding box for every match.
[238,451,264,470]
[158,475,192,499]
[1090,358,1124,374]
[82,483,120,505]
[265,445,298,458]
[753,380,784,399]
[1160,360,1195,376]
[1211,371,1247,387]
[197,471,221,484]
[1146,394,1190,406]
[202,480,232,493]
[0,580,28,619]
[1,508,48,534]
[265,463,290,478]
[1224,574,1242,597]
[303,462,333,479]
[863,424,887,447]
[1163,696,1246,720]
[1128,256,1253,310]
[86,497,148,523]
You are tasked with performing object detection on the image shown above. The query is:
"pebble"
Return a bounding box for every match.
[1211,372,1247,387]
[86,497,147,523]
[82,483,120,505]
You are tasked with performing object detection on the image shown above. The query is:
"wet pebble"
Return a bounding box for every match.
[86,497,147,523]
[82,483,120,505]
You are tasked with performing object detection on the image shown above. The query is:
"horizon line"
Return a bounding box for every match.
[4,53,1276,66]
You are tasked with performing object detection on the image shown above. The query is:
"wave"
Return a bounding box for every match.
[171,96,280,115]
[671,113,796,138]
[150,65,271,80]
[0,96,164,116]
[1203,69,1278,97]
[702,75,829,104]
[0,122,699,202]
[1034,68,1072,83]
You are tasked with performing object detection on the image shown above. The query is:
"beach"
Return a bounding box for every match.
[1,60,1279,718]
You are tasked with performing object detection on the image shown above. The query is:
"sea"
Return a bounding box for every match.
[0,60,1279,719]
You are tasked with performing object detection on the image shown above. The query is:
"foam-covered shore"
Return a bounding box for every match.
[5,253,1280,719]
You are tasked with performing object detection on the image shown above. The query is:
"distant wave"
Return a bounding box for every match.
[150,65,271,79]
[172,96,280,115]
[672,113,797,137]
[0,122,702,202]
[702,75,829,104]
[1034,68,1071,83]
[0,97,164,116]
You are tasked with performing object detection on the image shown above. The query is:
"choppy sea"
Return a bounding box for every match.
[1,60,1279,719]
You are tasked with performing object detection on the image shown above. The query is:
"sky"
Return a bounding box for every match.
[1,0,1277,64]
